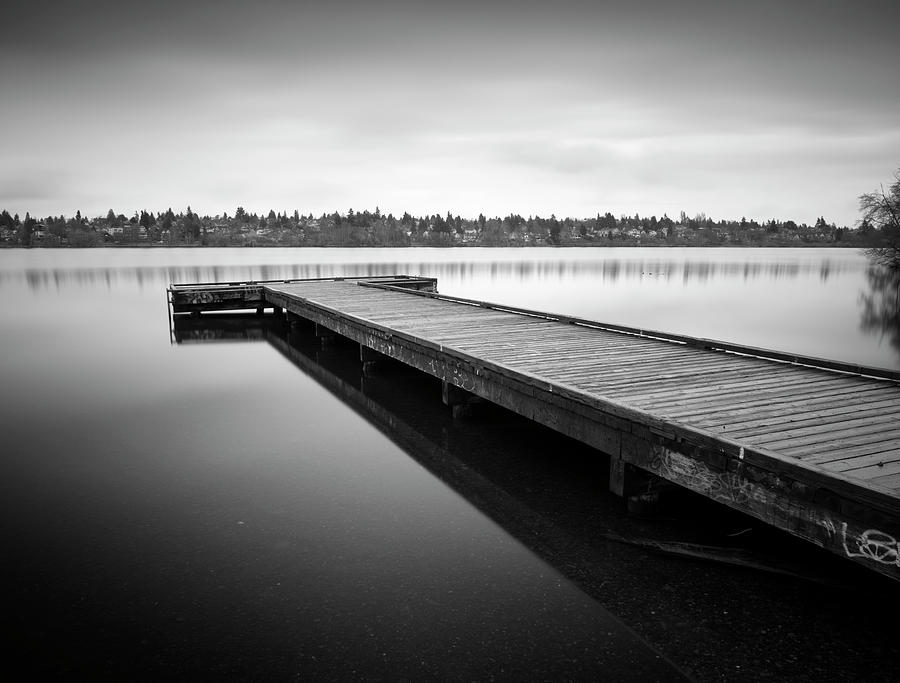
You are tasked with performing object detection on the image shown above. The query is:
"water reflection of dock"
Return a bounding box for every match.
[169,276,900,582]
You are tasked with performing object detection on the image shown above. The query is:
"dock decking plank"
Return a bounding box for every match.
[826,451,900,474]
[679,394,900,429]
[605,375,857,408]
[869,471,900,490]
[664,385,900,422]
[723,409,900,441]
[777,428,900,456]
[752,416,900,445]
[801,440,900,465]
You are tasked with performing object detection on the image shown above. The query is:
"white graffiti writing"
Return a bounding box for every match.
[819,517,900,567]
[187,291,215,304]
[840,522,900,566]
[651,447,767,505]
[427,359,477,391]
[365,334,394,357]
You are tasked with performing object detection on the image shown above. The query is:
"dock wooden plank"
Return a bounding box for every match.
[664,385,900,422]
[778,428,900,457]
[801,440,900,465]
[826,451,900,476]
[641,374,878,404]
[681,394,900,429]
[869,471,900,490]
[583,363,790,388]
[506,353,760,381]
[606,375,857,409]
[725,410,900,441]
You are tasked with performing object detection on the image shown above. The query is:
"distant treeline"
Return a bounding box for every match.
[0,206,885,248]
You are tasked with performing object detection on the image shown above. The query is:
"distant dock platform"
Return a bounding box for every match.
[168,276,900,581]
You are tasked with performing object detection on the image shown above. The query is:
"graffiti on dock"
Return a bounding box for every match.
[428,358,478,392]
[820,519,900,567]
[364,333,395,358]
[651,447,767,505]
[176,287,261,306]
[186,290,217,304]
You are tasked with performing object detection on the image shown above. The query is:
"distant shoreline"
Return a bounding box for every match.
[2,208,865,249]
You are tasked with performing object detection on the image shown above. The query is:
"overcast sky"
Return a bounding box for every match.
[2,0,898,225]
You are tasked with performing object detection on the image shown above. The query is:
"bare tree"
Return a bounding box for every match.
[859,168,900,269]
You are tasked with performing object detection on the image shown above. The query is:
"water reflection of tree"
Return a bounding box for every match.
[860,260,900,356]
[858,168,900,358]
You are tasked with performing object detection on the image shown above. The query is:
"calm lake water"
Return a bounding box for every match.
[2,247,898,681]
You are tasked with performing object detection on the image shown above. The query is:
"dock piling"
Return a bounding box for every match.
[442,381,483,419]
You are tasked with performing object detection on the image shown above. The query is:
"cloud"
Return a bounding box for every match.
[1,0,898,224]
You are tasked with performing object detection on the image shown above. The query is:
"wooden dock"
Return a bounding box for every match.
[169,276,900,581]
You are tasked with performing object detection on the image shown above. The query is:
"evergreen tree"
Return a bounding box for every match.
[19,213,35,246]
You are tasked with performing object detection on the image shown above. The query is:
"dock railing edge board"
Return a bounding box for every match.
[167,275,437,314]
[169,274,434,290]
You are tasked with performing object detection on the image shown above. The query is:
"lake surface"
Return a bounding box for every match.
[2,247,898,681]
[3,246,897,369]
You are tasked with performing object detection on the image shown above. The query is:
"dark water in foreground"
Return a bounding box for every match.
[2,247,899,681]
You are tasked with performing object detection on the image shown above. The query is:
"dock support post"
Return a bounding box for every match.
[609,454,664,514]
[360,344,381,377]
[315,323,336,349]
[609,456,629,497]
[442,381,481,419]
